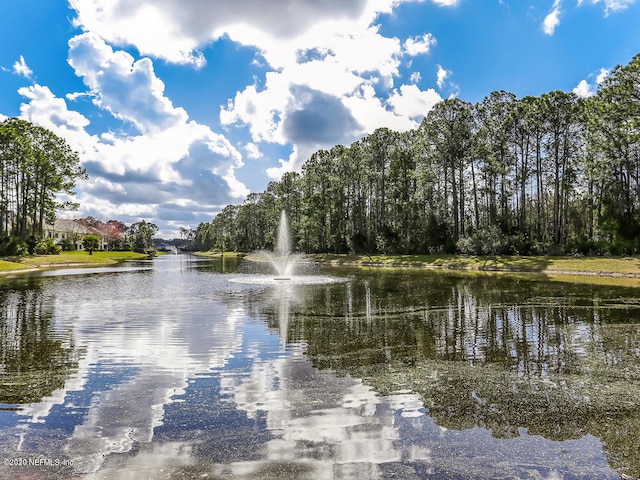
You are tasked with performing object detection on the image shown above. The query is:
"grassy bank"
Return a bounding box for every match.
[0,259,33,272]
[0,251,149,273]
[193,251,247,258]
[195,250,640,278]
[309,253,640,277]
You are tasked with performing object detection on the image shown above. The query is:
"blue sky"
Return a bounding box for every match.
[1,0,639,237]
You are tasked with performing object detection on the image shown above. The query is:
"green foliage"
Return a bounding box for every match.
[26,235,37,255]
[34,237,61,255]
[128,220,158,253]
[190,54,640,257]
[81,234,100,254]
[0,118,87,241]
[0,235,27,256]
[457,225,504,255]
[457,225,520,255]
[607,239,639,256]
[565,239,609,256]
[585,53,640,244]
[59,237,76,251]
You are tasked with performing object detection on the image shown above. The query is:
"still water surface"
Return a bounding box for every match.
[0,254,639,479]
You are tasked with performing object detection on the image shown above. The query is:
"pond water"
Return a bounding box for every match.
[0,254,639,479]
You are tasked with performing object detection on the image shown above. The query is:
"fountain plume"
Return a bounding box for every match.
[276,210,291,257]
[231,209,346,285]
[266,210,301,279]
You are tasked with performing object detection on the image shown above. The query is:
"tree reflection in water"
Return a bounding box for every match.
[256,269,640,478]
[0,280,82,404]
[0,260,637,479]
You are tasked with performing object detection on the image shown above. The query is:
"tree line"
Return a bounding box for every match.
[194,53,638,256]
[0,118,86,254]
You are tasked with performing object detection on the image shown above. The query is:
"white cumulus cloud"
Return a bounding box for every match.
[68,33,188,134]
[573,79,595,98]
[17,78,248,236]
[436,64,450,89]
[573,67,612,98]
[543,0,562,35]
[578,0,638,15]
[244,143,263,160]
[13,55,33,79]
[596,67,610,83]
[65,0,448,192]
[68,0,370,66]
[387,84,441,121]
[19,84,90,131]
[404,33,436,56]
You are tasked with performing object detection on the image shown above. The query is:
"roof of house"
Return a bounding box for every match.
[44,219,101,236]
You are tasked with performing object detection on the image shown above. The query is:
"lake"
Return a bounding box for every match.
[0,253,638,479]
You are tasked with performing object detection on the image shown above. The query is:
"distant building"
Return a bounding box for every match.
[43,219,110,251]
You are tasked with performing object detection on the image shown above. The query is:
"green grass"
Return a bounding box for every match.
[198,250,640,278]
[0,259,32,272]
[1,250,149,271]
[310,253,640,276]
[194,251,247,258]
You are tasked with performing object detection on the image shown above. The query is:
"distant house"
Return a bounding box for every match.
[43,219,110,251]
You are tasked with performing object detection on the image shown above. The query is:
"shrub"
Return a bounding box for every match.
[1,236,9,256]
[456,236,474,255]
[565,239,608,256]
[501,234,537,256]
[457,225,503,255]
[350,232,368,254]
[607,239,637,256]
[35,238,61,255]
[26,235,37,255]
[59,238,76,251]
[0,236,27,256]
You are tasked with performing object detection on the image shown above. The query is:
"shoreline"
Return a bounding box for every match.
[195,251,640,278]
[0,251,149,275]
[305,253,640,287]
[306,253,640,277]
[4,251,640,287]
[313,258,640,277]
[195,251,640,285]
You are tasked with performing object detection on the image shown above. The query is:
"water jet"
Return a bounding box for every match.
[262,210,303,280]
[229,210,347,286]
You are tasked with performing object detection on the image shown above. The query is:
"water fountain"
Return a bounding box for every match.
[229,210,347,285]
[263,211,303,281]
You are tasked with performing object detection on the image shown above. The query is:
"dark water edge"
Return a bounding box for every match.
[0,254,638,479]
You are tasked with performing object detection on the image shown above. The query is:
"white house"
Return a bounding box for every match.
[43,219,109,251]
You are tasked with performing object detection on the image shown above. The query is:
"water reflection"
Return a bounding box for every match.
[0,280,82,404]
[0,257,637,479]
[278,269,640,478]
